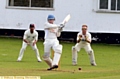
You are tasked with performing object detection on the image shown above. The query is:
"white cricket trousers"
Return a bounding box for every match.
[72,43,96,65]
[17,42,41,61]
[43,39,62,67]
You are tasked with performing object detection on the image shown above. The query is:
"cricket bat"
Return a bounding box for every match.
[61,14,71,28]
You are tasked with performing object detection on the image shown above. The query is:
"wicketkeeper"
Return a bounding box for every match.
[43,15,63,70]
[17,24,42,62]
[72,25,97,66]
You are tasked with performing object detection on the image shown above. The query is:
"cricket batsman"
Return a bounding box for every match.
[72,25,97,66]
[17,24,42,62]
[43,15,63,70]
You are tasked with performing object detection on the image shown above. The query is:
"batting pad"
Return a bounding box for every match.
[0,76,40,79]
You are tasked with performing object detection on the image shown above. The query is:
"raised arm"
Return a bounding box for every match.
[44,22,58,29]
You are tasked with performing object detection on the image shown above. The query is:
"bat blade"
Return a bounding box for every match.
[62,14,71,24]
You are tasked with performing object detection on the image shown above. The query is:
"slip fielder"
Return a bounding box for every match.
[43,15,63,70]
[72,25,97,66]
[17,24,42,62]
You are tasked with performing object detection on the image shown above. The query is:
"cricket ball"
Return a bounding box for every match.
[78,67,82,70]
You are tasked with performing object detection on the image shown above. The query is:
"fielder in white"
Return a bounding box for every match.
[43,15,63,70]
[17,24,42,62]
[72,25,97,66]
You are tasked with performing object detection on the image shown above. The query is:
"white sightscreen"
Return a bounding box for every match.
[0,0,120,33]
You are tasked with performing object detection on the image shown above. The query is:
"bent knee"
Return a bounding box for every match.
[43,55,49,60]
[54,45,63,53]
[72,46,78,52]
[43,52,50,59]
[21,47,26,50]
[87,49,94,55]
[32,47,38,51]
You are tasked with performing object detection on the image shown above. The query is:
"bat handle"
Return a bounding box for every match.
[60,24,65,28]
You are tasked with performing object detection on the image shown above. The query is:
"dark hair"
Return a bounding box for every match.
[82,25,88,27]
[30,24,35,28]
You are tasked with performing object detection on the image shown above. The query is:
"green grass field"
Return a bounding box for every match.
[0,37,120,79]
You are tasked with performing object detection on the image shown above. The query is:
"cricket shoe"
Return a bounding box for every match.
[17,60,21,62]
[72,61,77,66]
[72,63,77,66]
[47,65,58,70]
[38,59,42,62]
[91,63,97,66]
[38,60,42,62]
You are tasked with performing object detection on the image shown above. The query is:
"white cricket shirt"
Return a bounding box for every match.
[23,29,38,42]
[77,32,91,45]
[44,22,59,39]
